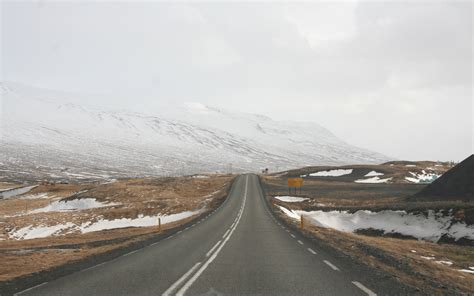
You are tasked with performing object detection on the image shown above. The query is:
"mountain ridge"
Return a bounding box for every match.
[0,81,390,181]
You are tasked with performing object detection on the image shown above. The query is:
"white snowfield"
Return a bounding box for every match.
[305,169,353,177]
[274,196,309,203]
[29,198,118,213]
[9,209,202,240]
[0,82,389,180]
[355,176,392,184]
[279,206,474,243]
[365,171,384,177]
[405,170,440,183]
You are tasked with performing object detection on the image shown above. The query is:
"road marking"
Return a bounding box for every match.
[307,248,317,255]
[123,250,138,257]
[173,176,249,296]
[222,229,230,239]
[206,240,222,257]
[162,262,202,296]
[290,234,295,238]
[352,281,377,296]
[285,229,290,232]
[297,240,303,245]
[323,260,340,271]
[14,282,48,295]
[177,230,183,234]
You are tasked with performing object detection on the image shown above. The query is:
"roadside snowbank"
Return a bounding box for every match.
[278,207,474,243]
[9,209,203,240]
[274,196,309,202]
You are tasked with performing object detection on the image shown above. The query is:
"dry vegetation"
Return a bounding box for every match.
[0,174,234,282]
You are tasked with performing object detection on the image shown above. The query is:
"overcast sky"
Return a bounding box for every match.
[1,0,472,161]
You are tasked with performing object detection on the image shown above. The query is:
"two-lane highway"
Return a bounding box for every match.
[16,175,411,295]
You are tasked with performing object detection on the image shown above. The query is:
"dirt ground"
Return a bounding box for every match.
[261,162,474,295]
[0,174,234,282]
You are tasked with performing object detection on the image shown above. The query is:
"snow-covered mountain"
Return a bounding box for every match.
[0,82,389,181]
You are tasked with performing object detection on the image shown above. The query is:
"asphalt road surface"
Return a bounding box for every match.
[16,174,410,296]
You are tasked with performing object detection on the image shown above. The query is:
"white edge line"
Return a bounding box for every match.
[352,281,377,296]
[162,262,202,296]
[323,260,340,271]
[14,282,48,296]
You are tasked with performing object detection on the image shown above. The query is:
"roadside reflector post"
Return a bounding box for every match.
[158,217,161,232]
[300,215,304,229]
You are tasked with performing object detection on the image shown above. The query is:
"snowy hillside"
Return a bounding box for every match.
[0,82,389,181]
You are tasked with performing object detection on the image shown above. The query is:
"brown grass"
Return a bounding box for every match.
[0,174,234,282]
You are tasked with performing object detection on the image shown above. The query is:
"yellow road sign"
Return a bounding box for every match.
[287,177,304,188]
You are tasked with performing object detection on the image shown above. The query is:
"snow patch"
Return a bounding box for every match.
[405,170,440,183]
[365,171,384,177]
[30,198,117,213]
[306,169,353,177]
[9,209,203,239]
[0,185,37,199]
[274,196,309,203]
[11,223,76,240]
[355,176,392,184]
[278,207,474,243]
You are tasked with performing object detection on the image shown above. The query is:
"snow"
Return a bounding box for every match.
[405,165,417,167]
[9,209,203,239]
[11,223,76,240]
[355,177,392,183]
[80,210,200,233]
[19,193,50,200]
[0,185,37,199]
[405,170,440,183]
[420,256,435,260]
[307,169,353,177]
[278,207,474,243]
[274,196,309,202]
[436,260,453,266]
[277,205,300,220]
[191,175,210,179]
[1,82,389,180]
[365,171,384,177]
[30,198,117,213]
[459,269,474,274]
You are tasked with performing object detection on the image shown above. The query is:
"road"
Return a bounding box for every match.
[16,174,410,295]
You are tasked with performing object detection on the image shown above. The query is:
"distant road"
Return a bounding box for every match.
[16,175,411,295]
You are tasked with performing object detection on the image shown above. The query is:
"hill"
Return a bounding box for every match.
[413,155,474,201]
[0,82,389,181]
